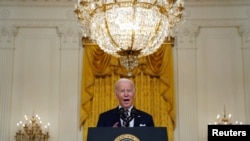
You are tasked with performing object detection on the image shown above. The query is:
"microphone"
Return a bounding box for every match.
[127,108,137,122]
[130,108,137,117]
[118,108,126,120]
[118,107,137,123]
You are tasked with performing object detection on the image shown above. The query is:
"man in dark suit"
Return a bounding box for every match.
[97,78,154,127]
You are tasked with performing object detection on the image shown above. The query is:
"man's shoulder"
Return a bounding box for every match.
[100,107,118,115]
[135,108,152,117]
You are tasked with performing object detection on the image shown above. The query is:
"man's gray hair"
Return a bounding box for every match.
[114,78,135,92]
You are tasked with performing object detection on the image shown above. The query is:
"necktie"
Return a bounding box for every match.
[123,110,129,127]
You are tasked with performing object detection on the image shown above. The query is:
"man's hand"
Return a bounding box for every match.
[112,122,119,127]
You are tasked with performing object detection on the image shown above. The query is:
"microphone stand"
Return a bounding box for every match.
[118,107,137,127]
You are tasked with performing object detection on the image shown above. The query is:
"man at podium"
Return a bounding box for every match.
[97,78,155,128]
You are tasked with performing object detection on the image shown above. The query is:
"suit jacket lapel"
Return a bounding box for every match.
[114,106,122,127]
[133,107,141,127]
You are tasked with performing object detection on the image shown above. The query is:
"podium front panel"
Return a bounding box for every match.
[87,127,168,141]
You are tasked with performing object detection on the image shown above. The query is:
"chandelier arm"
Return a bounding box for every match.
[142,19,163,56]
[131,30,135,50]
[104,17,120,50]
[131,5,136,51]
[94,1,170,15]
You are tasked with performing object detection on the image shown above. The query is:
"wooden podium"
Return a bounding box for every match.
[87,127,168,141]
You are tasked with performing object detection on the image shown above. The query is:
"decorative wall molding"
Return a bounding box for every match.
[0,2,249,141]
[0,0,249,7]
[186,0,250,6]
[177,19,250,48]
[57,25,82,48]
[0,25,16,48]
[184,19,250,28]
[1,20,76,30]
[1,20,81,49]
[0,0,75,7]
[0,8,10,18]
[239,26,250,48]
[177,23,199,48]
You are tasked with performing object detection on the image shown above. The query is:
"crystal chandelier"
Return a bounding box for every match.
[15,114,50,141]
[209,106,243,125]
[74,0,184,72]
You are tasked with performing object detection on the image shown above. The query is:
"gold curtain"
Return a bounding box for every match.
[80,39,176,141]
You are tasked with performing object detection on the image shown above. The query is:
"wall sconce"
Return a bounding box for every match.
[15,114,50,141]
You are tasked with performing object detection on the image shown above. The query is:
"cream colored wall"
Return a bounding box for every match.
[0,1,249,141]
[0,1,83,141]
[173,2,250,141]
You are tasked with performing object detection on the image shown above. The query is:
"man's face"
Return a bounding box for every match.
[115,81,135,109]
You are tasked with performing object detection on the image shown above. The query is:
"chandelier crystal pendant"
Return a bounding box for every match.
[74,0,184,72]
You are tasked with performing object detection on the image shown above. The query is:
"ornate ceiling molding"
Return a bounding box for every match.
[185,0,250,6]
[0,0,74,7]
[0,0,250,7]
